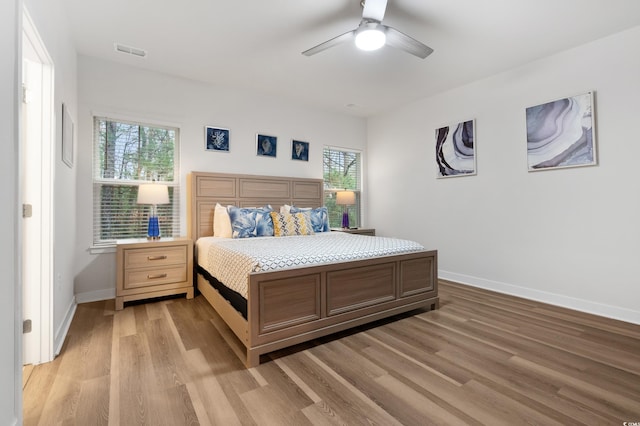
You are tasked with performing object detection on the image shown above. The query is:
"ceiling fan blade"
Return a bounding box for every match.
[362,0,387,22]
[302,29,356,56]
[384,25,434,59]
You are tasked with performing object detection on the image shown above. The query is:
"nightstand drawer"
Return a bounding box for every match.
[124,246,187,268]
[124,266,187,290]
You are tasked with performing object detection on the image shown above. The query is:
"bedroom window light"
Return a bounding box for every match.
[92,116,180,246]
[323,147,361,228]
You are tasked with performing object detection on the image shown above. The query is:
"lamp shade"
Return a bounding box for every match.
[336,190,356,206]
[137,183,169,205]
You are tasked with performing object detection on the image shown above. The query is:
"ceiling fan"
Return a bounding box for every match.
[302,0,433,59]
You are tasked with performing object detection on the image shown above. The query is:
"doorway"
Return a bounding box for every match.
[21,8,54,366]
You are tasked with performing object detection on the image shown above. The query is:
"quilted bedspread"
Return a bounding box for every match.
[196,232,424,298]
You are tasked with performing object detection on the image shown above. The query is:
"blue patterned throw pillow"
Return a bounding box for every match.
[227,205,274,238]
[290,206,329,232]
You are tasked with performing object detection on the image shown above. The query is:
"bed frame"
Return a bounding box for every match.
[187,171,439,367]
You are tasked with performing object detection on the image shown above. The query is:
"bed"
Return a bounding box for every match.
[187,171,439,367]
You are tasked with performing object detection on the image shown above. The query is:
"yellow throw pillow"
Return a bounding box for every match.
[270,212,315,237]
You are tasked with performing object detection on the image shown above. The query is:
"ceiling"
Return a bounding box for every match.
[59,0,640,117]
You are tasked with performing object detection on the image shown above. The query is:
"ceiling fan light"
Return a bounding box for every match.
[355,28,386,51]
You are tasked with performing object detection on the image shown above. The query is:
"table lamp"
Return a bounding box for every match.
[137,183,169,239]
[336,190,355,229]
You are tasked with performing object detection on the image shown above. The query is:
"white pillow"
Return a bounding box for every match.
[213,203,232,238]
[280,204,292,214]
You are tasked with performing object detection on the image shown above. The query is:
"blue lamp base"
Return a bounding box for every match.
[147,215,161,240]
[341,211,350,229]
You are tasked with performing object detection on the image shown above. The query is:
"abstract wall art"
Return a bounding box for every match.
[205,126,230,152]
[526,92,596,171]
[291,140,309,161]
[256,134,277,157]
[435,119,476,178]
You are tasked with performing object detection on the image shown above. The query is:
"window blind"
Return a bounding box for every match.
[323,147,362,228]
[92,117,180,244]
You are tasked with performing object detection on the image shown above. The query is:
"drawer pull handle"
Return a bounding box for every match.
[147,273,168,280]
[147,255,168,261]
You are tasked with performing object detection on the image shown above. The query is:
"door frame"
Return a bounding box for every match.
[21,7,54,365]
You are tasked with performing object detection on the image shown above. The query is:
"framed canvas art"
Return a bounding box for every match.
[435,119,476,178]
[291,140,309,161]
[205,126,230,152]
[256,134,277,157]
[62,103,74,168]
[526,92,596,171]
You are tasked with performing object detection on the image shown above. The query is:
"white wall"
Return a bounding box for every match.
[367,26,640,324]
[24,0,79,353]
[1,0,21,423]
[74,56,367,300]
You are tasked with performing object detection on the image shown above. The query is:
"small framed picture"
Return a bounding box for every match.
[62,103,74,168]
[256,134,277,157]
[291,140,309,161]
[205,126,230,152]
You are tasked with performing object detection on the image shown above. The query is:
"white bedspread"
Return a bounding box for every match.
[196,232,424,298]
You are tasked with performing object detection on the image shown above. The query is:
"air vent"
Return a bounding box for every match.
[114,43,147,58]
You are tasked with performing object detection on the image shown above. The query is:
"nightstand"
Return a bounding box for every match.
[115,237,194,310]
[331,228,376,236]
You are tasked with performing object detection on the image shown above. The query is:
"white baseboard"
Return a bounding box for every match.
[54,297,77,356]
[75,288,115,304]
[439,270,640,326]
[53,289,116,357]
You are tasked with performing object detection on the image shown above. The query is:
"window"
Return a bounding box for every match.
[93,117,180,245]
[323,147,362,228]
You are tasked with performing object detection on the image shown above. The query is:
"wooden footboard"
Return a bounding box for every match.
[198,250,438,368]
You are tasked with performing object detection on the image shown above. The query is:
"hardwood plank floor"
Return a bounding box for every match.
[23,281,640,425]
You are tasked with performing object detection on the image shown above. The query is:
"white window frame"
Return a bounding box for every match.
[323,146,362,228]
[92,115,180,248]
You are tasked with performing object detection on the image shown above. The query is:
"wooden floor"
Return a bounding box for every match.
[24,281,640,425]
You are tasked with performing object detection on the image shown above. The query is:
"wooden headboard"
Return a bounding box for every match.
[187,171,324,240]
